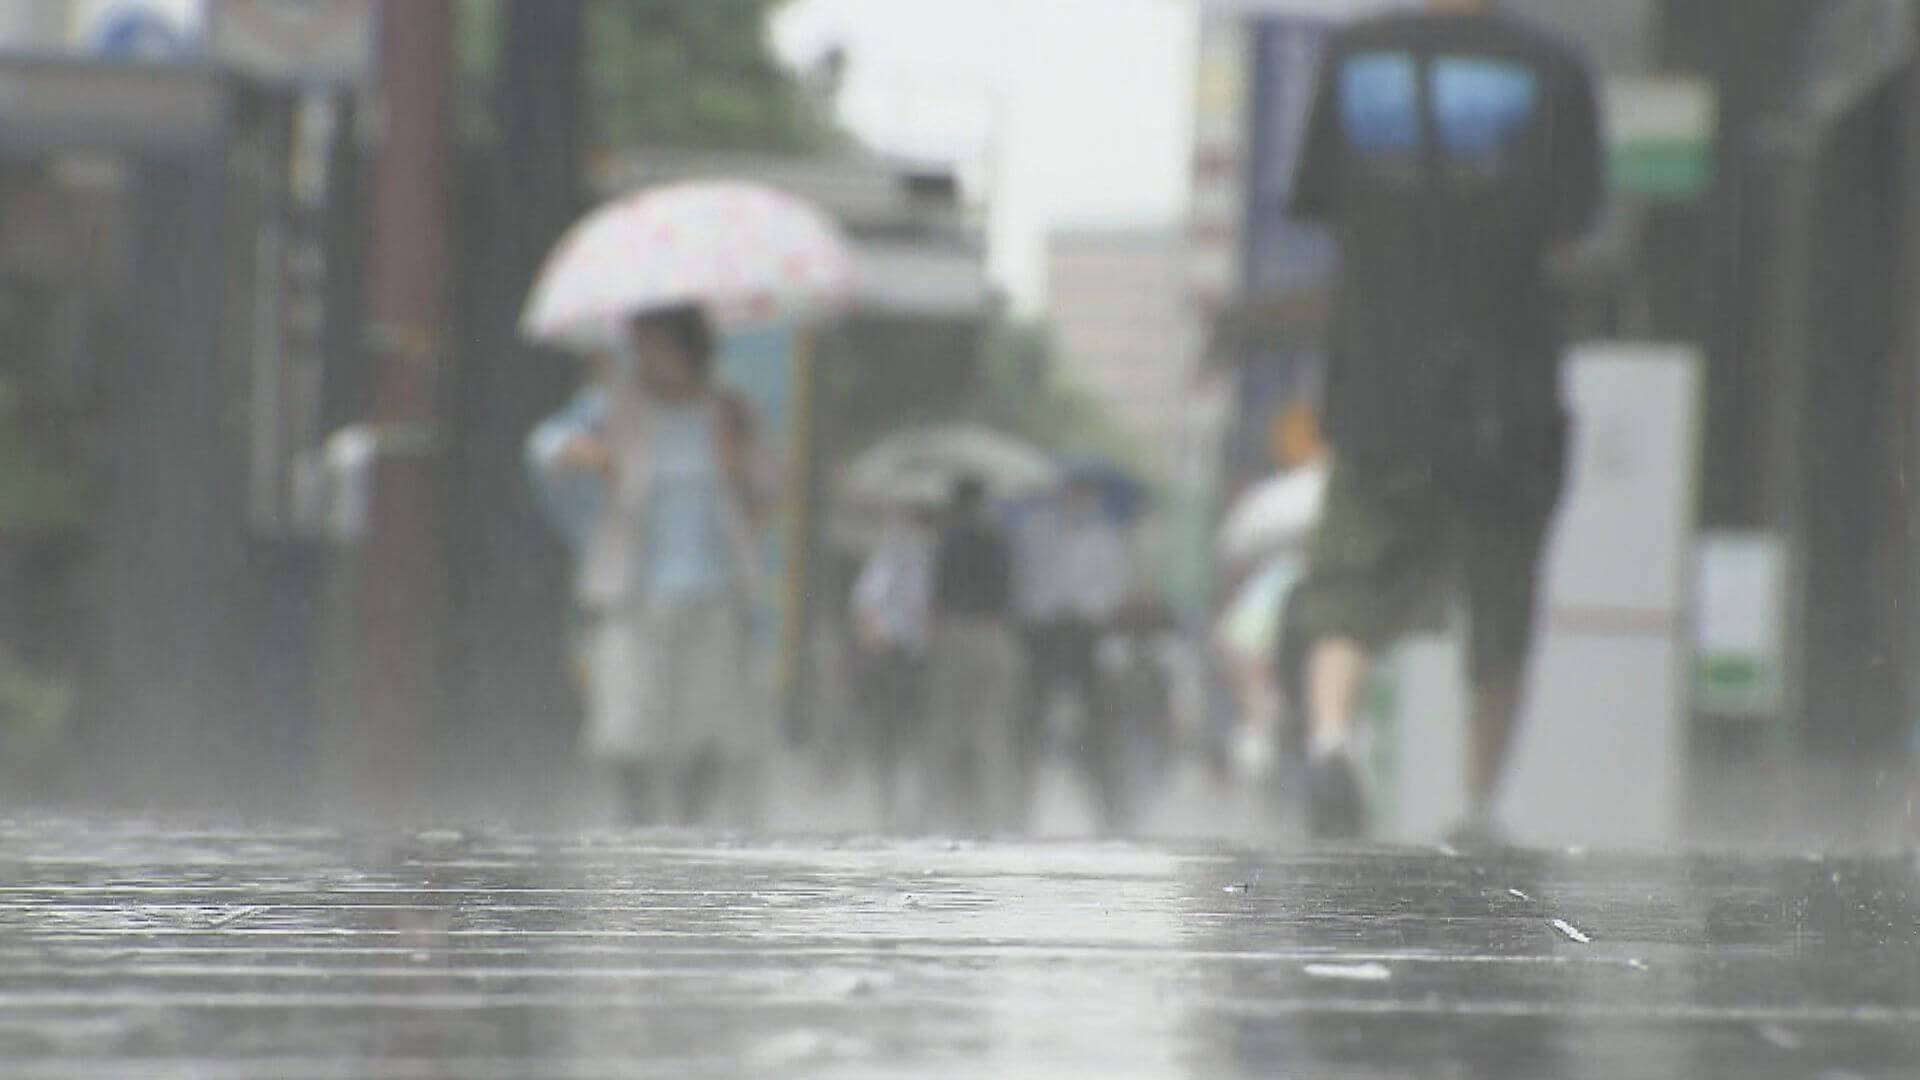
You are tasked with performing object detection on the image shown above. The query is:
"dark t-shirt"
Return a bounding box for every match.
[935,521,1013,619]
[1290,10,1602,474]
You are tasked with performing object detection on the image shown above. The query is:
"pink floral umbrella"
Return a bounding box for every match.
[519,180,857,349]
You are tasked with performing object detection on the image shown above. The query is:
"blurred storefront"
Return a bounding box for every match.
[0,0,377,807]
[0,53,355,802]
[1647,0,1918,803]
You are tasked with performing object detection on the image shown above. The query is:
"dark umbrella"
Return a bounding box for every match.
[997,455,1149,528]
[1059,455,1149,523]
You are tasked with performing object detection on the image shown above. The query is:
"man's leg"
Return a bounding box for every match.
[1458,476,1558,841]
[1278,459,1443,841]
[1013,622,1055,816]
[1298,636,1371,839]
[922,622,974,831]
[1306,636,1369,758]
[982,626,1028,834]
[862,650,898,821]
[1466,677,1523,818]
[1064,620,1128,833]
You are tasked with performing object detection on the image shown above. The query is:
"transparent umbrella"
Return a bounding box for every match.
[830,424,1060,549]
[839,424,1060,507]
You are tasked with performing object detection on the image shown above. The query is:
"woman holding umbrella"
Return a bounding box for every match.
[534,304,769,825]
[522,180,855,827]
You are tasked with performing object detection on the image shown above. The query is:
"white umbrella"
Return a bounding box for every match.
[829,425,1059,551]
[1218,457,1330,566]
[520,180,857,349]
[838,424,1059,508]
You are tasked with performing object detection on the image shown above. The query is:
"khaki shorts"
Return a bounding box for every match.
[1284,456,1559,686]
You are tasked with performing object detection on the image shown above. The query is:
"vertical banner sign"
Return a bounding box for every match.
[1233,16,1337,484]
[716,327,794,654]
[1187,12,1252,312]
[715,325,812,733]
[1241,16,1335,295]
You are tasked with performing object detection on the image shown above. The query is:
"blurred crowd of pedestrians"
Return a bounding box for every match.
[511,0,1607,846]
[846,470,1171,836]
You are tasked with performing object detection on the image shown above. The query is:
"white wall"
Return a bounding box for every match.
[0,0,74,49]
[1046,230,1201,479]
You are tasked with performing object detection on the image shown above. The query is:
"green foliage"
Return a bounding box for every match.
[458,0,844,154]
[455,0,501,85]
[588,0,843,153]
[0,645,71,771]
[968,318,1145,472]
[454,0,503,140]
[0,377,89,533]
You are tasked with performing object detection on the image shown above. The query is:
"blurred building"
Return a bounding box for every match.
[1044,228,1198,482]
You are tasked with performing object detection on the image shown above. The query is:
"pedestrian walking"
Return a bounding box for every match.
[1044,477,1135,831]
[529,303,770,827]
[1277,0,1603,842]
[923,475,1024,833]
[1010,490,1066,817]
[849,503,936,828]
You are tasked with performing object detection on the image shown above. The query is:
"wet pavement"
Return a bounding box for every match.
[0,818,1915,1078]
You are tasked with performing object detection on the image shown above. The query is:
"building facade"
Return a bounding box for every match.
[1045,227,1200,483]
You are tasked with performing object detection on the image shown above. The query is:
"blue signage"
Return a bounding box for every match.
[88,7,198,61]
[1242,17,1336,294]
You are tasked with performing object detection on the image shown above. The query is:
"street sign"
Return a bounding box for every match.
[207,0,372,87]
[1694,532,1787,717]
[1605,76,1717,203]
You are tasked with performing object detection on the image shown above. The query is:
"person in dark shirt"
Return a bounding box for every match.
[934,478,1014,618]
[922,475,1025,832]
[1277,0,1603,843]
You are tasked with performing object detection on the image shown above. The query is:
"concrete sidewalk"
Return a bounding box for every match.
[0,817,1913,1078]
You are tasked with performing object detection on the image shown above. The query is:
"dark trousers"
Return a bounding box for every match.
[1022,617,1133,832]
[855,644,926,823]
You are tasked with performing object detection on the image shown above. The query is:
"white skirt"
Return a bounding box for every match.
[583,593,760,764]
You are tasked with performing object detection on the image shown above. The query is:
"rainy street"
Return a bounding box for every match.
[0,818,1914,1079]
[7,1,1920,1076]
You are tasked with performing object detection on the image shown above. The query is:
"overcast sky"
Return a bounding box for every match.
[773,0,1198,311]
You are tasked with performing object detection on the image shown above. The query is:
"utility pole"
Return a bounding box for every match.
[444,0,585,783]
[347,0,454,816]
[1900,0,1920,767]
